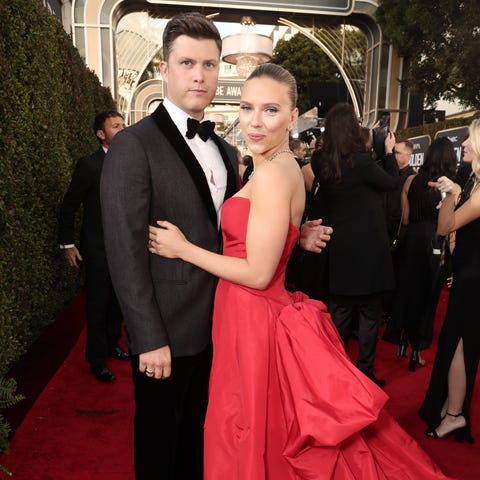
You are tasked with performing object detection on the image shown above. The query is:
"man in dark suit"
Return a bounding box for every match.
[59,111,129,383]
[100,14,238,480]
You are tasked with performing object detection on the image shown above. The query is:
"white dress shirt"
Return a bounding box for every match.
[163,98,227,228]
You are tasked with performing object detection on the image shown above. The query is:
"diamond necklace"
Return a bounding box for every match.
[249,149,294,180]
[267,149,294,161]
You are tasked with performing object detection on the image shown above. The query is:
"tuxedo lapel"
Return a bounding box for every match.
[151,103,218,229]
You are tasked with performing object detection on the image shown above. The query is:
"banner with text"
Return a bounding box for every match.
[408,135,431,168]
[435,126,469,167]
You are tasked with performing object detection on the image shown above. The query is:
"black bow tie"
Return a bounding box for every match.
[186,118,215,142]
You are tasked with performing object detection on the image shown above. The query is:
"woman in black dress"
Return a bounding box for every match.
[391,137,457,371]
[419,119,480,442]
[299,103,398,387]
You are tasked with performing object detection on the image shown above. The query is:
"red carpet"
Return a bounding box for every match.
[1,287,479,479]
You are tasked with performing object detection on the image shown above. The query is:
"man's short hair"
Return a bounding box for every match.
[94,110,124,134]
[162,12,222,62]
[396,139,414,153]
[289,138,303,152]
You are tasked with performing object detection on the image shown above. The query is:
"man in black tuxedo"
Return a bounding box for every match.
[59,111,129,383]
[101,13,331,480]
[101,15,238,479]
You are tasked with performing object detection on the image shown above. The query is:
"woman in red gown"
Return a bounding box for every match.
[149,64,452,479]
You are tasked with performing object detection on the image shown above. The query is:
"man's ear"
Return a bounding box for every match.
[160,60,168,82]
[96,129,106,142]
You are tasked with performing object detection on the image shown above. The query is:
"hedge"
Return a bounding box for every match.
[397,114,478,140]
[0,0,115,373]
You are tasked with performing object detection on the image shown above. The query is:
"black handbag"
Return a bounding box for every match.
[430,233,446,268]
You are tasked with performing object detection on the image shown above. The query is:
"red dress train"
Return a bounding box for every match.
[204,197,452,480]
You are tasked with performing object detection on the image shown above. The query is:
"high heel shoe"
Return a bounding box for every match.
[425,412,470,441]
[408,349,419,371]
[397,340,408,357]
[408,350,426,371]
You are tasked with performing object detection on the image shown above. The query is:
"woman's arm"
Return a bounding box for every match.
[149,161,296,289]
[431,176,480,235]
[359,153,399,191]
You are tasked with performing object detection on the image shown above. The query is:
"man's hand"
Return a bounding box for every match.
[299,219,333,253]
[139,345,172,380]
[64,246,83,269]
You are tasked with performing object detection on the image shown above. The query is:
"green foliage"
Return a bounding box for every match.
[272,33,341,114]
[376,0,480,109]
[0,377,24,475]
[0,0,115,373]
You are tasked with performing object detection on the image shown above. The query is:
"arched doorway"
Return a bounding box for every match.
[69,0,409,130]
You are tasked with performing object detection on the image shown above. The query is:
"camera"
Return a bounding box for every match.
[372,113,390,160]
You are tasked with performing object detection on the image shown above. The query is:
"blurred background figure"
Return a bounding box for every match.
[289,137,308,167]
[235,147,245,182]
[58,110,129,383]
[299,102,398,387]
[385,139,416,241]
[381,138,416,324]
[241,154,253,185]
[300,135,323,217]
[388,137,457,372]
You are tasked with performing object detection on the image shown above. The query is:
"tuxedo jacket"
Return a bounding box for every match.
[58,147,106,260]
[100,103,238,357]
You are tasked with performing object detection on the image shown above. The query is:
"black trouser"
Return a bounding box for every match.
[329,293,382,376]
[84,257,123,368]
[132,344,212,480]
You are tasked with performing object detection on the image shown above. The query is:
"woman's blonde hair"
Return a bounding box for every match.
[469,118,480,181]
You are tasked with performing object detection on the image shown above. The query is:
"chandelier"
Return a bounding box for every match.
[221,17,273,78]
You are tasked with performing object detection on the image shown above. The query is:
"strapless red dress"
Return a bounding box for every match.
[204,196,452,480]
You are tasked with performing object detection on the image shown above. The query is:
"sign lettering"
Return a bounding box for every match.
[408,135,431,168]
[214,80,244,103]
